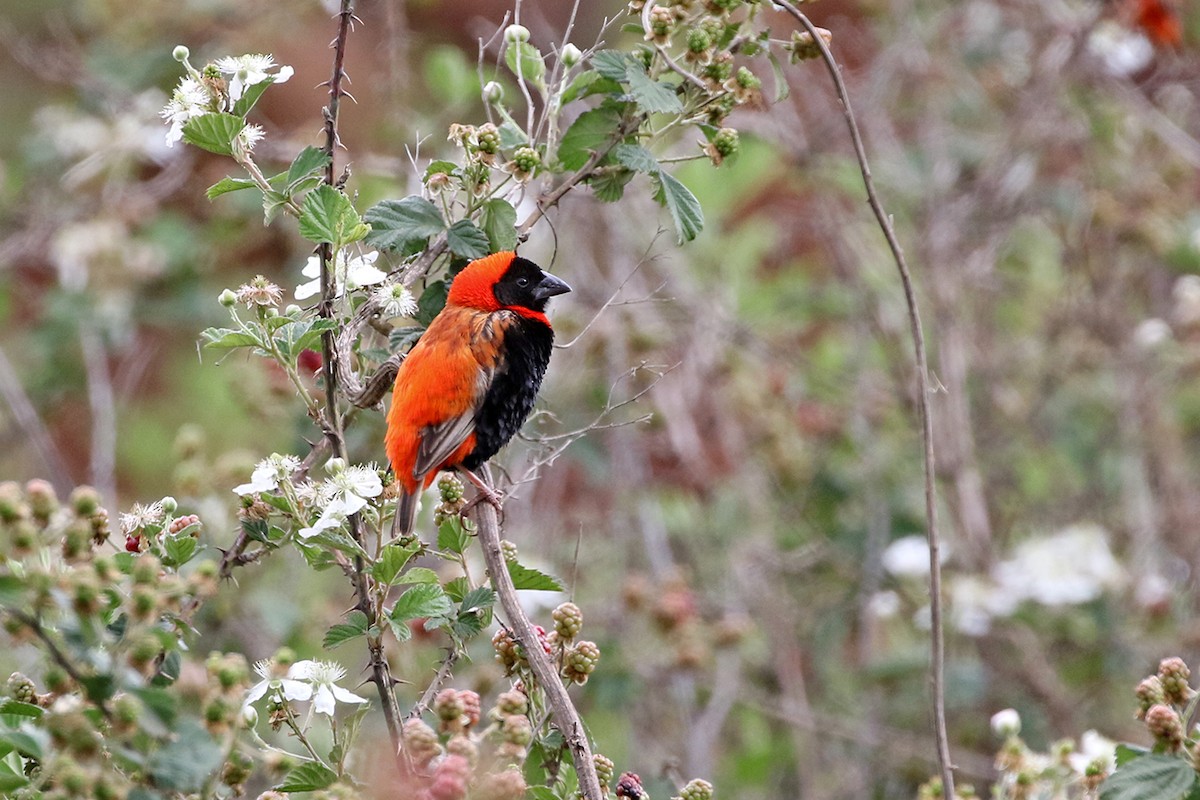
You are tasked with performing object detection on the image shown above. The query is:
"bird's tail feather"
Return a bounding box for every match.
[393,490,420,538]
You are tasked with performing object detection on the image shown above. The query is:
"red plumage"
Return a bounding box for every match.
[385,251,570,535]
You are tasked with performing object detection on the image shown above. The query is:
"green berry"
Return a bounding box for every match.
[552,602,584,641]
[687,27,712,54]
[475,124,501,155]
[649,6,673,38]
[562,640,601,685]
[501,713,532,746]
[437,473,465,503]
[434,688,466,722]
[25,479,58,520]
[495,688,528,717]
[735,66,760,89]
[679,778,714,800]
[1159,657,1193,704]
[594,754,615,788]
[712,127,739,158]
[6,673,36,704]
[402,718,441,765]
[512,146,541,174]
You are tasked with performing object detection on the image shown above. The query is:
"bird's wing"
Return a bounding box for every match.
[412,371,486,477]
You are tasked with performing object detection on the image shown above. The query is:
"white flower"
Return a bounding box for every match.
[295,250,387,301]
[1068,730,1117,775]
[297,497,352,539]
[1133,318,1171,349]
[120,501,165,535]
[990,708,1021,738]
[287,660,368,715]
[882,535,943,578]
[329,464,383,515]
[1087,22,1153,77]
[213,54,294,102]
[160,76,211,147]
[236,123,266,152]
[373,281,418,319]
[244,659,313,710]
[234,453,301,496]
[992,524,1124,607]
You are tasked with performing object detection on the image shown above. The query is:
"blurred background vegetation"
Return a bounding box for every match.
[2,0,1200,796]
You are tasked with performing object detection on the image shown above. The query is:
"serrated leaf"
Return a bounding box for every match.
[1100,755,1197,800]
[415,280,449,326]
[0,772,28,792]
[277,761,338,793]
[498,121,528,150]
[656,171,704,243]
[437,518,470,554]
[563,70,623,105]
[299,185,370,247]
[206,176,258,200]
[398,567,441,585]
[389,325,425,351]
[614,143,659,174]
[390,583,453,624]
[273,319,337,359]
[323,610,369,649]
[625,67,683,115]
[480,198,518,252]
[0,701,42,720]
[558,107,621,171]
[147,721,223,792]
[364,196,446,254]
[592,50,640,81]
[230,79,274,117]
[162,534,198,568]
[200,326,261,351]
[591,168,634,203]
[182,113,244,156]
[460,586,496,614]
[444,576,469,603]
[505,41,547,93]
[287,146,332,187]
[0,730,43,760]
[446,219,492,260]
[424,159,459,181]
[451,611,487,641]
[373,543,418,585]
[1115,743,1149,767]
[507,561,565,591]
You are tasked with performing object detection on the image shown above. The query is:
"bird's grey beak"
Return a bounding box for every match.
[532,272,571,300]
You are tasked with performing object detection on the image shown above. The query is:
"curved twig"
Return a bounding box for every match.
[770,1,954,795]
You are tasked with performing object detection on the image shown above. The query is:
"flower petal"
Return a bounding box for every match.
[313,684,336,716]
[280,679,313,702]
[295,278,322,301]
[244,680,270,705]
[331,684,368,706]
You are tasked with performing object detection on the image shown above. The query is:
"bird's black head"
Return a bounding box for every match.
[492,256,571,314]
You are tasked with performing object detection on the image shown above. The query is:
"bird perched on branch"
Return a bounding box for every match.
[385,251,571,535]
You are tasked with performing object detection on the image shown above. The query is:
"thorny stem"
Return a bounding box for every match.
[770,1,954,794]
[472,475,603,800]
[317,0,404,758]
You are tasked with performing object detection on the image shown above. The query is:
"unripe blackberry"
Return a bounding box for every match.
[128,634,162,672]
[222,751,254,790]
[648,6,674,42]
[44,665,72,694]
[679,778,714,800]
[46,707,100,757]
[92,772,127,800]
[708,0,741,10]
[10,519,37,554]
[712,128,739,158]
[112,693,141,734]
[430,754,471,800]
[476,768,526,800]
[89,509,110,544]
[615,772,645,799]
[735,66,760,90]
[1145,703,1184,750]
[1158,657,1194,704]
[686,27,712,55]
[493,628,520,672]
[458,689,481,727]
[6,673,36,704]
[25,479,58,521]
[562,640,601,685]
[210,653,251,692]
[702,52,733,85]
[501,713,533,746]
[56,757,90,795]
[446,734,478,766]
[438,474,466,504]
[71,575,102,616]
[0,483,28,524]
[500,540,519,563]
[552,602,584,641]
[495,688,528,717]
[205,695,235,732]
[61,520,92,563]
[594,753,616,788]
[434,499,466,527]
[476,124,501,156]
[402,718,441,765]
[167,514,201,536]
[434,687,466,723]
[511,147,541,177]
[1135,675,1166,719]
[129,585,159,621]
[131,555,161,585]
[789,27,832,63]
[69,486,102,517]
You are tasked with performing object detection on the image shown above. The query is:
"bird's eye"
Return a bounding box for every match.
[516,277,530,288]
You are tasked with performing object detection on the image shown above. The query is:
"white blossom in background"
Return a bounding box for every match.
[373,281,419,319]
[947,575,1018,637]
[212,54,294,102]
[866,590,900,619]
[990,708,1021,738]
[244,659,313,712]
[1087,21,1154,77]
[992,524,1125,606]
[1173,274,1200,327]
[234,453,301,495]
[882,535,944,578]
[296,250,387,300]
[1133,318,1171,349]
[1068,730,1117,775]
[288,660,368,715]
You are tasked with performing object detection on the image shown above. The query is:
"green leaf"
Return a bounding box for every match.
[528,788,558,800]
[557,106,621,171]
[480,198,518,252]
[592,50,641,81]
[206,176,258,200]
[1100,755,1197,800]
[625,67,683,115]
[446,219,492,260]
[460,586,496,614]
[614,143,660,174]
[0,701,42,720]
[390,583,453,624]
[287,146,332,187]
[0,576,23,605]
[438,518,470,554]
[499,121,528,150]
[147,721,224,792]
[505,41,547,93]
[273,319,337,360]
[277,761,338,793]
[0,772,28,792]
[364,196,446,254]
[591,168,635,202]
[397,567,441,585]
[562,70,622,104]
[444,576,469,603]
[0,730,43,760]
[656,171,704,244]
[424,160,459,181]
[200,326,261,351]
[162,534,198,568]
[766,50,791,103]
[323,610,369,649]
[1115,743,1149,767]
[230,79,275,117]
[373,543,418,585]
[181,113,244,156]
[298,185,370,247]
[415,280,449,326]
[507,561,565,591]
[389,325,425,351]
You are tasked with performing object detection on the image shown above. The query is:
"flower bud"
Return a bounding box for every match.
[159,495,178,515]
[173,45,190,62]
[483,81,505,104]
[219,289,237,308]
[284,304,302,318]
[990,708,1021,738]
[324,457,347,476]
[504,24,531,44]
[561,43,582,68]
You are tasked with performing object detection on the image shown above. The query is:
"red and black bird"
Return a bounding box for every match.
[385,251,570,535]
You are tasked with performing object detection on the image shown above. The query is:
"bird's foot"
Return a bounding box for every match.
[458,468,504,520]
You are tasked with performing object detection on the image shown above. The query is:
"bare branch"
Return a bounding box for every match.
[0,345,72,493]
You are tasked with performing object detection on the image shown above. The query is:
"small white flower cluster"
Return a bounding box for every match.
[244,658,367,717]
[233,453,383,540]
[159,49,293,149]
[295,250,388,301]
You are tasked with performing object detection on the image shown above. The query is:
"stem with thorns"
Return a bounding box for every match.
[317,0,403,758]
[770,1,954,794]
